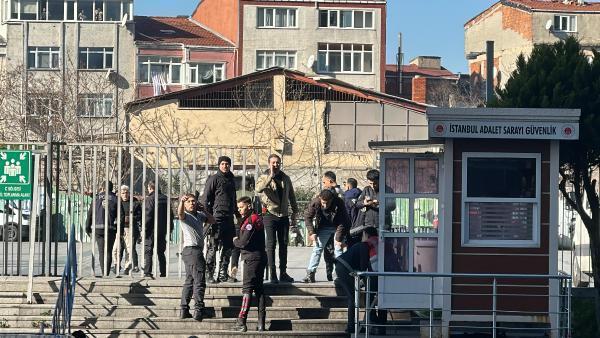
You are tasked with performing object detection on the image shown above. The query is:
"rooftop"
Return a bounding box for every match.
[134,16,234,47]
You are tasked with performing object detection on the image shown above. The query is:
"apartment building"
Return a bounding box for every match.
[134,16,236,99]
[465,0,600,88]
[0,0,136,141]
[191,0,386,91]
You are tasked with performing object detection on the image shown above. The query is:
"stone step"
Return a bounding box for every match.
[0,277,342,296]
[0,292,348,308]
[1,316,348,331]
[0,328,349,338]
[0,304,348,319]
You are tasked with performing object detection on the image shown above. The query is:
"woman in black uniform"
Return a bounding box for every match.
[232,196,267,332]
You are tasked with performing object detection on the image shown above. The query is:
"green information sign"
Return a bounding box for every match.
[0,150,32,200]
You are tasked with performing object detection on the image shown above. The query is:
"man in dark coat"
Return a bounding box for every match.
[201,155,238,283]
[143,181,173,278]
[86,181,121,277]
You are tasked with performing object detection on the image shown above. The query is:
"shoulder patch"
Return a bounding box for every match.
[245,223,253,231]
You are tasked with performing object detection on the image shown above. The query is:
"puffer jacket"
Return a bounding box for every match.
[201,170,237,217]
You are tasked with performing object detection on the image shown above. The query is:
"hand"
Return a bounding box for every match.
[180,195,188,202]
[334,240,343,249]
[309,234,317,242]
[233,237,238,241]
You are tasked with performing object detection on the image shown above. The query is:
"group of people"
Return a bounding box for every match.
[85,154,386,334]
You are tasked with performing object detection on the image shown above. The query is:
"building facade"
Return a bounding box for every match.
[465,0,600,88]
[0,0,136,141]
[191,0,386,91]
[134,16,237,99]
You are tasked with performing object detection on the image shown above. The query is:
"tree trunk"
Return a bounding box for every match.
[591,236,600,336]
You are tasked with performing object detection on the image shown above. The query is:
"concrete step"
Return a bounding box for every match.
[0,277,342,296]
[0,328,349,338]
[1,316,348,331]
[0,292,348,308]
[0,304,348,319]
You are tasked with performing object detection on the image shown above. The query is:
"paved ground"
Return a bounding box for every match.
[0,241,331,282]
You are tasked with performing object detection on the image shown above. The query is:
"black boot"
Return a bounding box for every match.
[257,293,266,331]
[206,265,217,284]
[193,308,203,321]
[280,270,294,283]
[269,268,279,284]
[232,317,247,332]
[325,261,334,282]
[179,308,192,319]
[217,264,229,283]
[302,270,315,283]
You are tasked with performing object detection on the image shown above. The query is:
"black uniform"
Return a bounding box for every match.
[85,191,121,276]
[233,213,267,330]
[201,170,237,282]
[144,190,173,277]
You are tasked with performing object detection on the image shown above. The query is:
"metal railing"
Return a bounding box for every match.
[51,221,77,335]
[354,272,572,338]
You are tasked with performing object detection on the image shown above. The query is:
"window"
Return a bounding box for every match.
[318,9,374,29]
[26,97,60,116]
[554,15,577,32]
[188,63,224,85]
[78,94,113,117]
[318,43,372,73]
[78,47,113,69]
[138,56,182,84]
[462,153,540,247]
[257,7,297,28]
[256,51,296,70]
[27,47,60,69]
[7,0,131,21]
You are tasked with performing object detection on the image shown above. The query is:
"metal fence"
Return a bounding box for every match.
[353,272,572,338]
[0,141,269,284]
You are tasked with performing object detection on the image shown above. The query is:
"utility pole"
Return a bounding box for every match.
[397,33,403,97]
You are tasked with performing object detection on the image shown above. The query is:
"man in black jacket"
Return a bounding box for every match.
[201,156,238,283]
[119,185,142,275]
[302,189,350,283]
[143,181,172,278]
[86,181,121,277]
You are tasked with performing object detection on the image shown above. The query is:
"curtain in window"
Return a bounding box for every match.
[275,8,286,27]
[265,9,273,26]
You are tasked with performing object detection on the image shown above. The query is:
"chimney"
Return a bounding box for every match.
[412,76,427,104]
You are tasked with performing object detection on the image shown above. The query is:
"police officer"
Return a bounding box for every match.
[85,181,121,277]
[178,193,215,321]
[232,196,267,332]
[201,156,238,283]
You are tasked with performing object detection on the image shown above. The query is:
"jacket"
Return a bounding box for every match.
[336,235,378,272]
[344,187,362,221]
[353,185,395,232]
[144,190,173,239]
[201,170,237,217]
[85,192,121,234]
[304,196,350,242]
[255,171,298,218]
[233,213,266,260]
[121,198,142,238]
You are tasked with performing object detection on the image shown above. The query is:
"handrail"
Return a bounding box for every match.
[51,222,78,335]
[357,271,572,279]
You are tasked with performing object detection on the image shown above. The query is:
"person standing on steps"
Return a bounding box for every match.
[255,154,298,283]
[232,196,268,332]
[143,181,172,278]
[302,189,350,283]
[201,156,238,283]
[321,171,344,281]
[178,193,215,321]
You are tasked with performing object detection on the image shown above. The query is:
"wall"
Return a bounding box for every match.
[241,3,383,90]
[465,4,533,88]
[191,0,239,45]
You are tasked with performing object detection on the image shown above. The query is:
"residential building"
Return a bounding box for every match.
[465,0,600,88]
[385,56,479,107]
[134,16,237,99]
[0,0,136,141]
[190,0,386,91]
[126,67,428,187]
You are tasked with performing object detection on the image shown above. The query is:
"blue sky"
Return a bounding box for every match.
[135,0,498,73]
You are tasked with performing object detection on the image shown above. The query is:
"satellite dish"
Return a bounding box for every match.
[105,69,116,82]
[306,55,315,69]
[545,19,553,31]
[121,13,128,27]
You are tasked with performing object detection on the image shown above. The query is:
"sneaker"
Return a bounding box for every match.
[280,272,294,283]
[207,275,218,284]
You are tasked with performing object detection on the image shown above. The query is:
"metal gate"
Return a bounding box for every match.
[0,138,267,280]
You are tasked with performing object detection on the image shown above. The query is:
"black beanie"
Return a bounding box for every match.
[218,156,232,165]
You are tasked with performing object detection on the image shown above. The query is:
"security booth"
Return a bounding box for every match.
[369,108,579,337]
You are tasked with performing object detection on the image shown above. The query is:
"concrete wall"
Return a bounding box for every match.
[241,4,383,90]
[5,21,136,139]
[192,0,239,45]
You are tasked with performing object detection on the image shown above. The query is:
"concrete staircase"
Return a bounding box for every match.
[0,277,349,337]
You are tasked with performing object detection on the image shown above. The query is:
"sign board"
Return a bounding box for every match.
[0,150,32,200]
[429,121,578,140]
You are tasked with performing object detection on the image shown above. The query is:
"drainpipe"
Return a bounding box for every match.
[486,40,494,103]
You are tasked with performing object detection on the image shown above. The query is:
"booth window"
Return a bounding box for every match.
[462,153,540,247]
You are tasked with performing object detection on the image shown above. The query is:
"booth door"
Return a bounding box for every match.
[378,153,444,309]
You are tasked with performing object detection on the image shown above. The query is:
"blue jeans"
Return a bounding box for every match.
[307,227,342,272]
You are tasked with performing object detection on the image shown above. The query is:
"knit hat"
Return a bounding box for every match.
[218,156,232,165]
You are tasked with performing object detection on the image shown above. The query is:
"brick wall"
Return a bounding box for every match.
[502,6,532,40]
[412,77,427,104]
